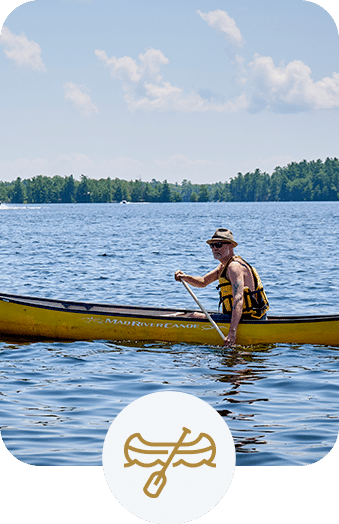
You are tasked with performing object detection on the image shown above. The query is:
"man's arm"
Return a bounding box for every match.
[224,263,245,347]
[174,266,220,288]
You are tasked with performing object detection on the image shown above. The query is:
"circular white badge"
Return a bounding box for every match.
[102,391,235,524]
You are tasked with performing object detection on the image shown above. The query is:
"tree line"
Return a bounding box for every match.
[1,158,339,204]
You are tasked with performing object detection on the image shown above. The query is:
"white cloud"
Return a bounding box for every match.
[95,47,248,112]
[63,82,99,117]
[196,10,339,113]
[246,54,339,112]
[197,9,244,46]
[96,44,339,113]
[0,26,46,71]
[0,157,46,179]
[95,7,339,116]
[100,156,143,176]
[58,152,95,171]
[95,48,169,85]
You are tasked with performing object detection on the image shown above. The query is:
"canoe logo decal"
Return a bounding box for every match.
[124,427,216,498]
[82,316,200,330]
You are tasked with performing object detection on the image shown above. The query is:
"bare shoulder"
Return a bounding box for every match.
[227,257,247,279]
[232,256,250,269]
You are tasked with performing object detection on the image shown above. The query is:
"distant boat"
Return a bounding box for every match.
[120,200,129,204]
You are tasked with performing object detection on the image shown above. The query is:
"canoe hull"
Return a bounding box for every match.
[0,293,338,346]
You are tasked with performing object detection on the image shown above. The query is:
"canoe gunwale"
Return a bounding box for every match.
[0,292,193,318]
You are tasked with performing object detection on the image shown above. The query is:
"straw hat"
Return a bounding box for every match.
[206,228,238,247]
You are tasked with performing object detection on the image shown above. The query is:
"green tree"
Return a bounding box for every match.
[0,182,10,201]
[50,176,64,203]
[181,179,193,201]
[212,184,223,201]
[277,173,290,201]
[115,186,123,202]
[103,177,112,202]
[171,190,182,202]
[31,175,49,203]
[198,185,210,202]
[229,172,245,201]
[160,180,172,202]
[11,177,26,203]
[61,175,76,203]
[76,175,92,203]
[289,178,311,200]
[142,182,152,202]
[131,179,143,202]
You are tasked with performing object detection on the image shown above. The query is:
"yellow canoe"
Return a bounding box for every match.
[0,292,338,347]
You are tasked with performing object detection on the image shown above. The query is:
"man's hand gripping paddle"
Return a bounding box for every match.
[180,280,227,344]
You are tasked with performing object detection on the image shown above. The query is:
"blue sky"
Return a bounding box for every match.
[0,0,339,183]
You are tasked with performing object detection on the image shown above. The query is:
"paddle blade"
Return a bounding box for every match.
[143,470,167,498]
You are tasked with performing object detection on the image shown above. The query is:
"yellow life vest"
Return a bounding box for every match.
[217,256,269,319]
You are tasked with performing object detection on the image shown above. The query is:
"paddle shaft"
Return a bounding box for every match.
[181,280,226,343]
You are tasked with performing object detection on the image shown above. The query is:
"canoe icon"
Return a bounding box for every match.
[124,427,216,498]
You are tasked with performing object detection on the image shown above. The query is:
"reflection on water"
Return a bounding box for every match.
[0,202,339,465]
[1,338,338,466]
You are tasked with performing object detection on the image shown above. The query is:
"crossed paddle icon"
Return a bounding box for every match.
[124,427,216,498]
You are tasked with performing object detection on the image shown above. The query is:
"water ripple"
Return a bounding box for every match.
[0,202,339,465]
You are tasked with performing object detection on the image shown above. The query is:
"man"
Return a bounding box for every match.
[175,228,269,347]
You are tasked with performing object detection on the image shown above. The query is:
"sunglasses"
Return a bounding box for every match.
[210,242,231,249]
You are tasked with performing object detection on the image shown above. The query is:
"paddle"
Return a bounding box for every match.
[180,280,226,344]
[143,427,191,498]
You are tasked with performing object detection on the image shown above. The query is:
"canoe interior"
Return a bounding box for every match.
[0,292,192,318]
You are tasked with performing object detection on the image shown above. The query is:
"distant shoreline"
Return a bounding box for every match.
[1,157,338,204]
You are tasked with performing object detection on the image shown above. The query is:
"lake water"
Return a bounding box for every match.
[0,201,338,466]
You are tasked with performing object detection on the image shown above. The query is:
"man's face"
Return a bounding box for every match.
[209,242,232,261]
